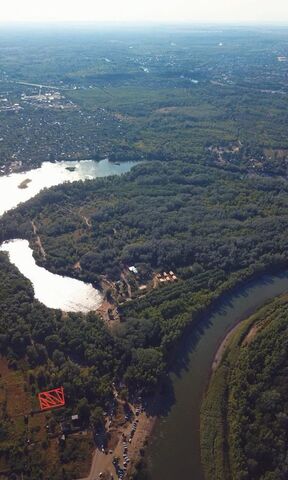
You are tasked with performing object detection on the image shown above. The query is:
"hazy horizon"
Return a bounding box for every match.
[1,0,288,24]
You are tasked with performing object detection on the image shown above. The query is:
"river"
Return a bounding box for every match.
[2,157,288,476]
[0,158,135,312]
[146,272,288,480]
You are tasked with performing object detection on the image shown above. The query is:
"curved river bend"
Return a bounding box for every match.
[0,158,135,312]
[147,272,288,480]
[1,157,288,477]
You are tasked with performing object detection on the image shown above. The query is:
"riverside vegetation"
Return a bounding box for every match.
[3,161,288,354]
[201,294,288,480]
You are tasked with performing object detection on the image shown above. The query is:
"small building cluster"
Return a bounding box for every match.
[157,271,177,283]
[21,90,74,110]
[60,414,81,436]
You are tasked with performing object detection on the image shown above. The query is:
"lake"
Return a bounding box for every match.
[0,239,103,312]
[0,158,135,216]
[0,158,136,312]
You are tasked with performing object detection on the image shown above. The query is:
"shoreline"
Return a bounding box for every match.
[200,294,288,480]
[0,157,88,178]
[0,155,130,179]
[211,320,243,373]
[211,306,270,375]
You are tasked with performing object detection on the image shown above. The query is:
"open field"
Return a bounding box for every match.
[0,357,94,479]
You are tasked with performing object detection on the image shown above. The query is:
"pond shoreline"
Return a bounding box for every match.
[2,156,288,478]
[0,153,110,178]
[0,158,136,312]
[0,239,103,313]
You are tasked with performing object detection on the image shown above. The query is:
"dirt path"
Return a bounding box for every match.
[212,317,264,372]
[31,220,46,260]
[242,322,261,345]
[97,300,120,325]
[83,215,92,228]
[121,272,132,299]
[78,207,92,228]
[80,449,116,480]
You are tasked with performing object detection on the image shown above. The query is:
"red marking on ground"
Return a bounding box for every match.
[38,387,65,411]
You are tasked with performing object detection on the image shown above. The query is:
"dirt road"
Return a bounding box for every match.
[78,410,155,480]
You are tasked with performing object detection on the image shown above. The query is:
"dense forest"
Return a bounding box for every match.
[1,25,288,479]
[0,252,164,478]
[201,294,288,480]
[2,160,288,356]
[0,247,167,403]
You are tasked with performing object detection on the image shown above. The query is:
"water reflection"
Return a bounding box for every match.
[0,158,135,216]
[0,239,102,312]
[0,158,136,312]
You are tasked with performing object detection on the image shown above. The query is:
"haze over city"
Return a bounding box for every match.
[1,0,288,24]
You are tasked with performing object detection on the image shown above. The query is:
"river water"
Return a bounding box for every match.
[147,272,288,480]
[2,157,288,475]
[0,158,135,312]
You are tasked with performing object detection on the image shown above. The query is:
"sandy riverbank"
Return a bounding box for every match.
[212,314,264,373]
[211,322,242,372]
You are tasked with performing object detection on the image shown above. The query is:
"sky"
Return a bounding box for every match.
[0,0,288,24]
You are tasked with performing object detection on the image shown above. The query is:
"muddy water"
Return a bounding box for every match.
[147,272,288,480]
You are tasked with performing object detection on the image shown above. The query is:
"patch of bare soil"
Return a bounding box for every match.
[242,322,263,346]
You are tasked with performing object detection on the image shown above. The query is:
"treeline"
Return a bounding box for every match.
[3,161,288,282]
[201,295,288,480]
[1,162,288,340]
[0,252,165,478]
[0,250,116,420]
[0,252,164,399]
[3,160,288,366]
[0,253,116,383]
